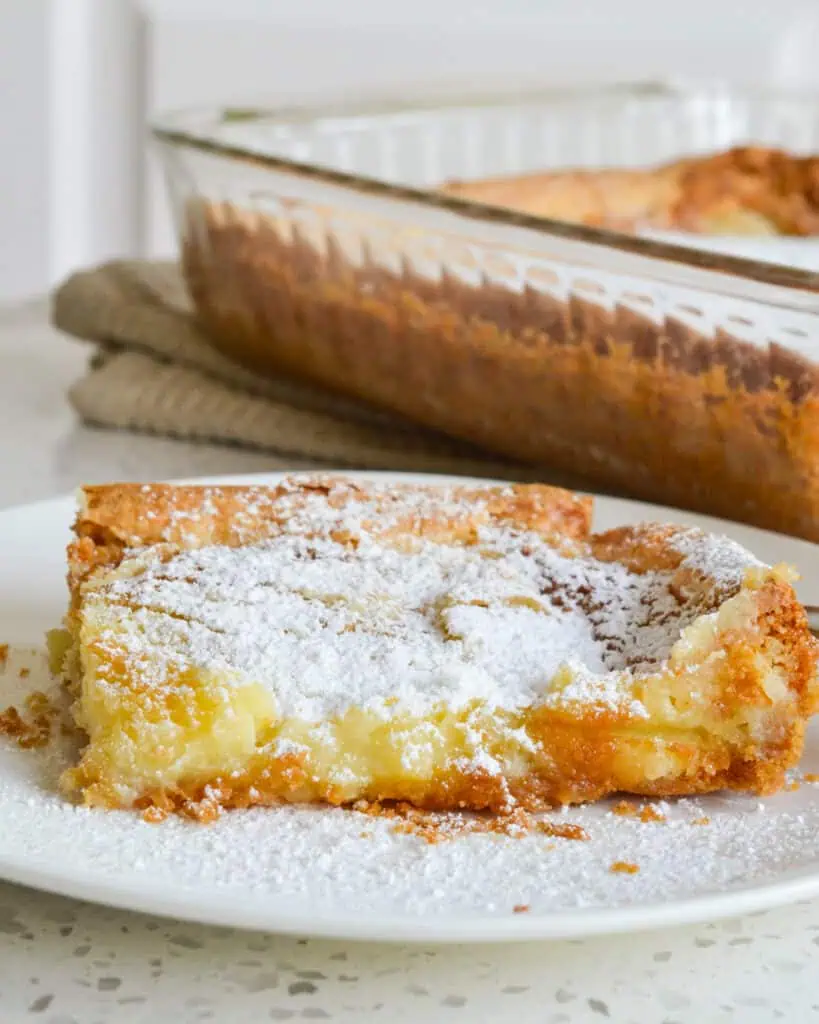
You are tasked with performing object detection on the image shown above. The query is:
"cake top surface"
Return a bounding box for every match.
[440,145,819,236]
[78,478,764,721]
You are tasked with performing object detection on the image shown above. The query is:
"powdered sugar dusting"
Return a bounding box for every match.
[87,482,763,720]
[1,653,818,927]
[669,527,764,588]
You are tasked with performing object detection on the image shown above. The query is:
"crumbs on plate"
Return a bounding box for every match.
[610,861,640,875]
[612,799,666,822]
[0,691,59,750]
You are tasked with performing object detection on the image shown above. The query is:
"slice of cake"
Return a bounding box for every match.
[50,476,819,818]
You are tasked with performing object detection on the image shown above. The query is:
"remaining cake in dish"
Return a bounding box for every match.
[50,477,819,817]
[440,146,819,236]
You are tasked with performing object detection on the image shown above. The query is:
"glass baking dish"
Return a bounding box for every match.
[153,84,819,540]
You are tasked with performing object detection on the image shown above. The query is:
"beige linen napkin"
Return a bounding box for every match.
[51,259,594,486]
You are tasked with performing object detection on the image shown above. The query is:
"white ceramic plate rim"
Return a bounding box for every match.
[3,850,819,944]
[2,468,819,944]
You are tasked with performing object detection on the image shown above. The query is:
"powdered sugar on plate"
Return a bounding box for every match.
[2,650,819,935]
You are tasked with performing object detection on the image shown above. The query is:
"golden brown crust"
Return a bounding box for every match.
[591,524,690,574]
[440,146,819,236]
[70,477,591,588]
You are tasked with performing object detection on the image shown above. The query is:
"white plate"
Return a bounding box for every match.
[2,470,819,944]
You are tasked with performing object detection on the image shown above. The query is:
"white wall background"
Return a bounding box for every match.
[0,5,52,303]
[3,0,819,303]
[0,1,145,304]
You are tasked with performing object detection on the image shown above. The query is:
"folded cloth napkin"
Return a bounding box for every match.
[51,259,595,486]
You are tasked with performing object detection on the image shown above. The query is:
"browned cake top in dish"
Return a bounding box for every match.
[440,146,819,236]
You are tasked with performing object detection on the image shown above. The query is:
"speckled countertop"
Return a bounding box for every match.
[1,301,818,1023]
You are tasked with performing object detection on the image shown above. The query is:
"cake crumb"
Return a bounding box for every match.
[181,796,222,824]
[804,773,819,783]
[142,806,168,824]
[690,816,711,826]
[537,821,590,841]
[513,904,530,914]
[384,804,537,844]
[613,800,665,822]
[610,861,640,874]
[18,666,29,679]
[0,644,8,669]
[0,692,58,749]
[785,781,800,792]
[350,802,590,844]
